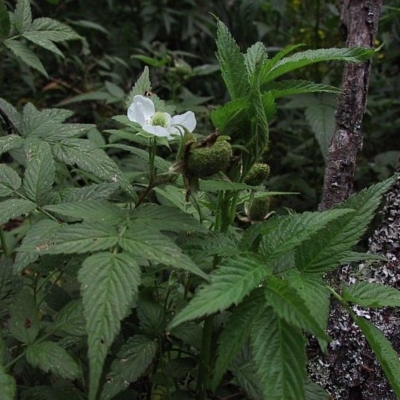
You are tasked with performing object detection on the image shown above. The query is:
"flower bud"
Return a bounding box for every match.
[186,140,232,178]
[244,163,270,186]
[246,194,270,221]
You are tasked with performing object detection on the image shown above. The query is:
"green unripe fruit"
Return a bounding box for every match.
[186,140,232,178]
[244,163,271,186]
[246,194,270,221]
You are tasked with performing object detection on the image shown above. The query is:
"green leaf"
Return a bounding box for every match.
[343,282,400,308]
[126,67,152,107]
[43,200,127,224]
[0,98,22,132]
[215,20,248,99]
[14,0,32,33]
[250,307,307,400]
[165,357,196,379]
[78,252,141,400]
[22,31,64,57]
[305,382,330,400]
[137,299,166,337]
[263,47,375,83]
[355,317,400,398]
[0,0,11,40]
[26,341,81,379]
[199,180,256,192]
[9,288,40,344]
[0,135,24,155]
[21,385,86,400]
[260,208,354,262]
[14,219,62,273]
[168,254,272,329]
[59,182,119,202]
[100,335,157,400]
[118,225,209,280]
[131,204,206,233]
[30,17,81,41]
[0,198,37,225]
[264,276,329,343]
[0,369,16,400]
[18,221,119,254]
[296,177,395,275]
[23,140,55,204]
[53,300,86,337]
[285,269,330,349]
[0,164,21,196]
[4,39,48,76]
[264,80,341,99]
[52,138,136,198]
[263,43,306,74]
[304,94,336,159]
[244,42,267,78]
[210,97,247,133]
[212,289,266,389]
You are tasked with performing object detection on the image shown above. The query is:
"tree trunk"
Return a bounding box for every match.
[319,0,382,211]
[309,1,400,399]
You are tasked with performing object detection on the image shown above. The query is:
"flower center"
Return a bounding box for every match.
[151,112,168,127]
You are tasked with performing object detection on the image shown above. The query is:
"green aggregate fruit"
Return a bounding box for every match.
[246,194,270,221]
[186,140,232,178]
[244,163,271,186]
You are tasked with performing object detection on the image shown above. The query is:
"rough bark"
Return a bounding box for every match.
[310,170,400,399]
[319,0,382,211]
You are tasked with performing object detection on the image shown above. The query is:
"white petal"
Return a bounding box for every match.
[143,124,171,138]
[171,111,196,133]
[127,95,155,124]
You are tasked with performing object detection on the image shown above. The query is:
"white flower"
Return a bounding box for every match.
[127,95,196,139]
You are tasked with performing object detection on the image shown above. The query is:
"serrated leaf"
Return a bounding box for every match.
[53,300,86,337]
[0,369,16,400]
[264,80,341,99]
[119,225,209,280]
[23,140,55,204]
[339,251,388,264]
[355,317,400,397]
[18,221,118,254]
[244,42,267,78]
[14,219,62,273]
[168,254,272,329]
[26,341,81,379]
[265,276,329,343]
[250,307,307,400]
[22,31,64,57]
[304,94,336,158]
[126,67,152,107]
[260,208,353,261]
[285,270,330,350]
[0,164,21,196]
[343,282,400,308]
[215,20,248,99]
[0,0,11,40]
[305,382,330,400]
[100,335,157,400]
[59,182,119,202]
[52,138,135,198]
[131,204,205,233]
[43,200,127,223]
[78,252,141,400]
[0,198,36,225]
[4,39,47,76]
[0,135,24,154]
[212,289,266,389]
[137,299,166,337]
[14,0,32,33]
[0,98,22,132]
[21,385,86,400]
[296,177,395,275]
[30,17,81,41]
[9,288,40,344]
[170,322,202,350]
[263,47,375,83]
